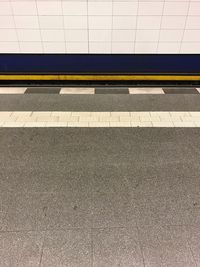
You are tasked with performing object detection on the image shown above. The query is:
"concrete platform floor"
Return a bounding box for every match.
[0,92,200,266]
[0,127,200,266]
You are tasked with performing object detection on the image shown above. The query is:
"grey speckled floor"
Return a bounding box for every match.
[1,94,200,111]
[0,128,200,266]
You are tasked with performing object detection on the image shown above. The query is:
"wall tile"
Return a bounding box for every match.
[39,16,63,29]
[11,1,37,15]
[41,29,65,42]
[64,16,87,29]
[0,16,15,28]
[62,1,87,15]
[67,42,88,53]
[0,0,199,54]
[65,29,88,42]
[37,0,62,15]
[14,16,39,29]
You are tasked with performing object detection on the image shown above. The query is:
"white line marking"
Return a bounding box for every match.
[0,88,27,94]
[129,88,164,94]
[60,88,95,94]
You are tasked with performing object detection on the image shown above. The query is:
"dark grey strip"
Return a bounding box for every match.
[1,94,200,111]
[163,88,199,94]
[0,87,199,95]
[25,87,61,94]
[95,88,129,94]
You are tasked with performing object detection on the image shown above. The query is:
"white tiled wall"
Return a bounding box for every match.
[0,0,200,53]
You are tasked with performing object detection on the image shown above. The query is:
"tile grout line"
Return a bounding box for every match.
[91,229,94,267]
[0,224,198,234]
[184,225,198,267]
[135,224,146,267]
[38,231,46,267]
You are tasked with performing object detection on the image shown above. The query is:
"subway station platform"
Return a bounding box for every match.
[0,87,200,266]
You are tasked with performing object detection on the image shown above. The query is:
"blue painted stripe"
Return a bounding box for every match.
[0,54,200,74]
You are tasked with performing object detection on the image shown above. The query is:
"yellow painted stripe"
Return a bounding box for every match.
[0,74,200,81]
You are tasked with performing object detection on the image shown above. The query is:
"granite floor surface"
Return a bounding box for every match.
[0,128,200,266]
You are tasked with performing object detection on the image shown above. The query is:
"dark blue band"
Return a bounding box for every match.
[0,54,200,74]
